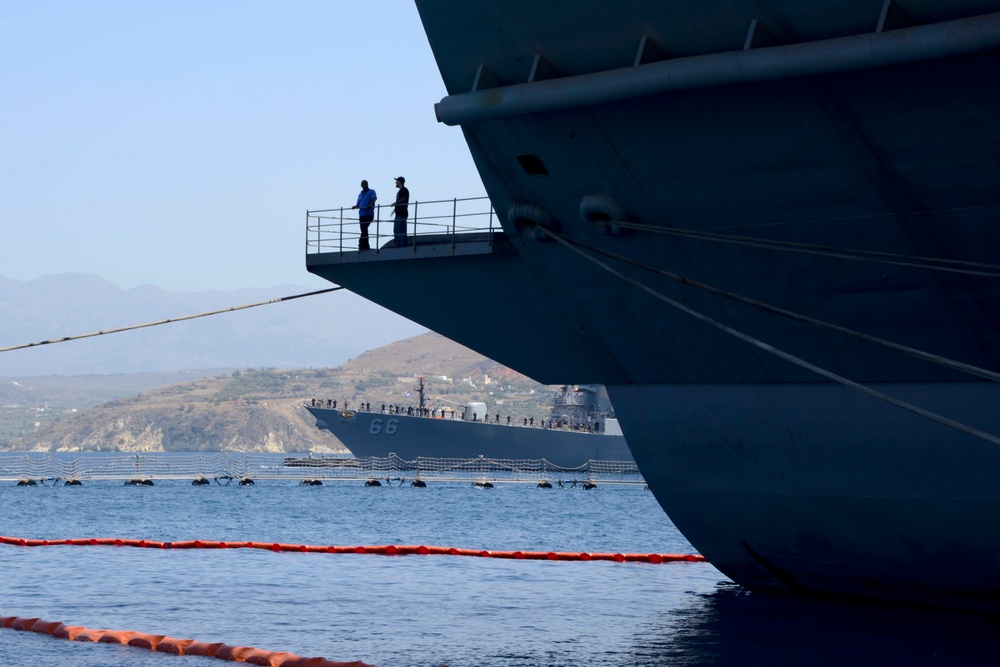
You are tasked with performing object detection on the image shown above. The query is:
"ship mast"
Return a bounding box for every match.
[416,376,426,411]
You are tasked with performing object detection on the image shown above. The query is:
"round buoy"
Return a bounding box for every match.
[125,479,154,486]
[192,478,210,486]
[64,479,83,486]
[16,479,37,487]
[474,481,494,489]
[537,481,553,489]
[583,482,597,490]
[238,478,255,486]
[300,479,323,486]
[411,479,427,488]
[365,479,382,487]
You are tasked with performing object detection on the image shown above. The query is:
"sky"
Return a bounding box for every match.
[0,1,486,292]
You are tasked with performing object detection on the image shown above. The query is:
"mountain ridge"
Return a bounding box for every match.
[0,272,425,375]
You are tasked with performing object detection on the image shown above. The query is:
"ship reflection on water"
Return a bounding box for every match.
[640,582,1000,666]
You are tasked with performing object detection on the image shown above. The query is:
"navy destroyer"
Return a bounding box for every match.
[306,2,1000,610]
[304,381,633,468]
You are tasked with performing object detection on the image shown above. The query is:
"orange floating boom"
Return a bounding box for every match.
[0,534,706,563]
[1,615,374,667]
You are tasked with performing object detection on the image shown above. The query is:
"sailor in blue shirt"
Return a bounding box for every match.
[352,180,377,250]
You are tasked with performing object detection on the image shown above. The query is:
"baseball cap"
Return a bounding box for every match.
[395,176,405,183]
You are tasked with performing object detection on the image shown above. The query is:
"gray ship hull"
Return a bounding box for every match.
[614,381,1000,609]
[306,407,632,468]
[306,2,1000,609]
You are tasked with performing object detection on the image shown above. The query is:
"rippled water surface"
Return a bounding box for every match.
[2,454,999,666]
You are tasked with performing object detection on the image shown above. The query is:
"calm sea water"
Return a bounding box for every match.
[2,454,999,666]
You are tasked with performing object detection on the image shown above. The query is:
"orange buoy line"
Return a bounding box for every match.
[0,534,705,563]
[0,614,374,666]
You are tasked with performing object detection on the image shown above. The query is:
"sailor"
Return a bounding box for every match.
[392,176,409,247]
[351,180,377,251]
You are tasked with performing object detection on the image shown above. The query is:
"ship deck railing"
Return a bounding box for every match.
[329,405,613,434]
[306,196,497,257]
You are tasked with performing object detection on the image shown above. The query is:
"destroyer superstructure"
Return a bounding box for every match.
[307,2,1000,610]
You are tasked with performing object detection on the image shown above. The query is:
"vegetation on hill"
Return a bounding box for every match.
[0,370,231,446]
[1,333,558,453]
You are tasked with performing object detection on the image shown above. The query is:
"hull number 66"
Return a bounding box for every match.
[369,418,398,435]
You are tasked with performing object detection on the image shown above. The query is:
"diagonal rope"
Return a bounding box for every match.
[0,287,343,353]
[540,227,1000,448]
[567,237,1000,383]
[611,217,1000,278]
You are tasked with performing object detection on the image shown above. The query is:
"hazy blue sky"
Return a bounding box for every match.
[1,1,485,291]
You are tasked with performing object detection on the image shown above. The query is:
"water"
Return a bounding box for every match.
[2,455,999,666]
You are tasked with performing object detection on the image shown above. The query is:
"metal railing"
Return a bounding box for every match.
[306,196,496,255]
[0,452,642,483]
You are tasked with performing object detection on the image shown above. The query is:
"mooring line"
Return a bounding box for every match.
[0,535,705,563]
[566,236,1000,384]
[611,213,1000,278]
[0,615,374,667]
[0,287,343,353]
[541,227,1000,449]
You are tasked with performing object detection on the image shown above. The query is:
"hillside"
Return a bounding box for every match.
[4,333,555,453]
[0,369,232,447]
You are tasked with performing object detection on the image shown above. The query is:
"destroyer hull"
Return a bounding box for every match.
[306,407,632,468]
[307,1,1000,609]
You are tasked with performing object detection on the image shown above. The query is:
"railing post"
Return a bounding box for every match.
[452,197,457,250]
[375,204,380,254]
[489,205,494,246]
[339,207,344,254]
[412,201,418,252]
